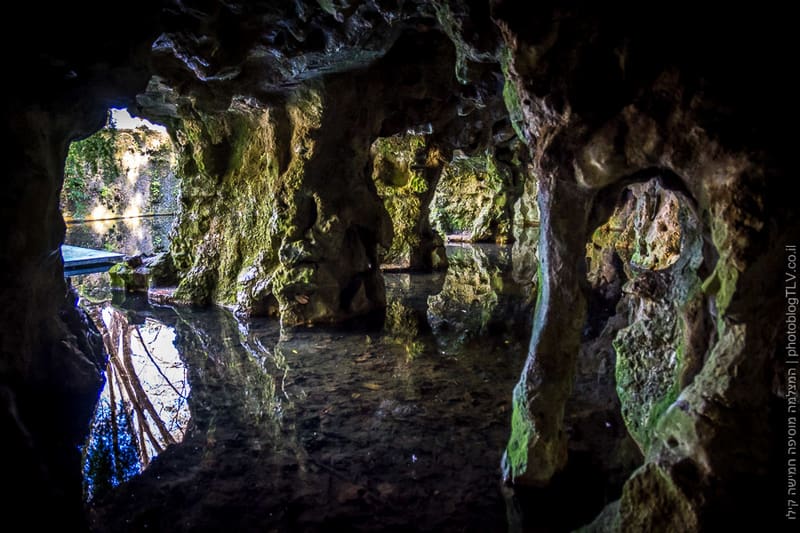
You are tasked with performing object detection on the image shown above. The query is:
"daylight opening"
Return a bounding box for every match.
[61,108,178,258]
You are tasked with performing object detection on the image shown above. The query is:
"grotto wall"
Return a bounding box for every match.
[0,2,161,527]
[371,133,448,271]
[135,1,514,323]
[491,1,795,529]
[146,30,471,325]
[430,151,517,244]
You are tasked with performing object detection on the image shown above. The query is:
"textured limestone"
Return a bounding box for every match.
[1,1,794,531]
[493,3,793,529]
[371,134,448,270]
[586,182,704,452]
[430,152,516,243]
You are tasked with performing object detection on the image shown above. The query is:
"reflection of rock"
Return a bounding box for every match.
[427,245,530,350]
[383,300,426,360]
[65,215,175,257]
[511,169,539,300]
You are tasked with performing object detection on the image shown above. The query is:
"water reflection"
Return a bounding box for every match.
[428,244,528,351]
[87,244,534,532]
[83,302,189,501]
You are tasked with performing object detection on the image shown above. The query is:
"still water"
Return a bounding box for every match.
[81,244,533,532]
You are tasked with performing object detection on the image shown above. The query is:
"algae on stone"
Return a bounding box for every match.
[371,134,448,271]
[587,181,703,453]
[62,117,178,220]
[430,152,516,243]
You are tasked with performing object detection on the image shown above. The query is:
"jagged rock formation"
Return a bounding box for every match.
[0,1,793,531]
[494,2,793,530]
[371,134,448,270]
[430,152,516,243]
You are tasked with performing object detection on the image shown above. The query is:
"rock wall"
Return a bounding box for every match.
[1,1,793,530]
[493,2,793,529]
[587,181,704,453]
[0,1,161,528]
[168,84,393,326]
[371,134,448,270]
[430,152,516,243]
[146,23,511,326]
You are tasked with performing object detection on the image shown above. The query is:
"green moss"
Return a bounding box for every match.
[170,88,325,310]
[108,263,149,292]
[500,46,526,141]
[371,134,435,265]
[317,0,337,17]
[504,385,533,480]
[430,152,514,242]
[63,128,120,217]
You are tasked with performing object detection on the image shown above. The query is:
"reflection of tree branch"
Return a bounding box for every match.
[134,325,186,401]
[107,361,123,483]
[112,368,149,468]
[119,326,176,447]
[133,401,150,467]
[110,355,164,456]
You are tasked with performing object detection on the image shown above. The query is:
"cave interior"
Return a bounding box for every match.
[0,1,795,531]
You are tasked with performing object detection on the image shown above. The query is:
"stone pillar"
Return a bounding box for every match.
[502,171,592,485]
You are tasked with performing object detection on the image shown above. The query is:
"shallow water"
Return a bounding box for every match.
[83,244,534,532]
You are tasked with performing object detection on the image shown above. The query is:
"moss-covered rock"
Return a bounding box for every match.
[371,134,448,271]
[108,261,149,292]
[586,181,703,453]
[430,152,516,243]
[169,80,399,325]
[61,118,178,220]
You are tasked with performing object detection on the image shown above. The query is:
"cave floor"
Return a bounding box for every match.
[84,245,536,532]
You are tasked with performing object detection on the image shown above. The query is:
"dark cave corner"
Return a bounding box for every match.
[0,1,795,531]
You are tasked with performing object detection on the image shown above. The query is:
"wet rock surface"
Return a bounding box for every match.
[495,3,793,529]
[371,134,448,270]
[431,153,518,244]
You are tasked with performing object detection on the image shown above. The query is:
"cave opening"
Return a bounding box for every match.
[61,108,178,260]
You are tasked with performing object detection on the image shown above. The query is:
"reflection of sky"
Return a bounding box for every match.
[83,306,190,500]
[127,317,191,447]
[111,108,167,134]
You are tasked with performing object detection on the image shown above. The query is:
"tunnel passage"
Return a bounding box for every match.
[61,109,178,260]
